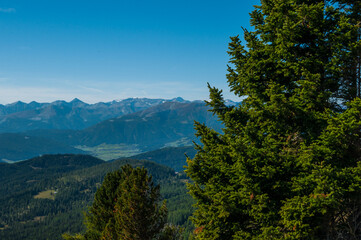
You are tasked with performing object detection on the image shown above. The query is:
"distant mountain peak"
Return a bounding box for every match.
[171,97,186,102]
[70,98,83,103]
[7,101,25,106]
[0,97,238,134]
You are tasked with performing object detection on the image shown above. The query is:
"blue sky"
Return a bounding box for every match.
[0,0,258,104]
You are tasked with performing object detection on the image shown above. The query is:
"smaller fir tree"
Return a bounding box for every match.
[63,164,169,240]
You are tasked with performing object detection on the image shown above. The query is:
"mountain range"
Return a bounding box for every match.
[0,98,234,162]
[0,97,189,133]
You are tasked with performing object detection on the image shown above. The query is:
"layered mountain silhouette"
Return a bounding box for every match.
[26,101,222,146]
[0,97,188,132]
[74,101,222,147]
[0,98,232,162]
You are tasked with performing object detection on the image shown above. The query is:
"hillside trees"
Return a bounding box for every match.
[186,0,361,239]
[64,164,178,240]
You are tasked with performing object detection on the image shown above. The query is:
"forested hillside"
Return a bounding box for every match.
[0,154,193,240]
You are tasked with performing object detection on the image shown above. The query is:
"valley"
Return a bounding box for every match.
[74,143,142,160]
[0,98,211,239]
[0,98,225,162]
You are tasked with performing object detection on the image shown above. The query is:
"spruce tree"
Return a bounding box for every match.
[63,165,168,240]
[112,165,167,240]
[186,0,361,239]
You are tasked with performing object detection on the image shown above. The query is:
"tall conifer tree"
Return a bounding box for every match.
[186,0,361,239]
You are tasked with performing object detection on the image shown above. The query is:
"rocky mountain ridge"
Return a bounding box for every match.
[0,97,189,132]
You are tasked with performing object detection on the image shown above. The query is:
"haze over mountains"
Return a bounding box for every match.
[0,97,189,132]
[0,97,234,162]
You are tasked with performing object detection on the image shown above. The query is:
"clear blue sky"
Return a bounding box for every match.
[0,0,258,104]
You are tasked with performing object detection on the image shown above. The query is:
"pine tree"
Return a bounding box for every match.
[63,164,168,240]
[112,165,167,240]
[186,0,361,239]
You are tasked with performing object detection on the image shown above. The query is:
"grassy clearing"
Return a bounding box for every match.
[162,137,192,148]
[75,143,143,161]
[33,216,46,222]
[34,190,56,200]
[0,225,9,230]
[1,159,17,163]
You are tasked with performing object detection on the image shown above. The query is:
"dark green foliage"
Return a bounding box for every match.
[187,0,361,239]
[113,165,167,239]
[82,165,167,240]
[161,178,195,232]
[0,154,193,240]
[157,224,184,240]
[0,154,105,240]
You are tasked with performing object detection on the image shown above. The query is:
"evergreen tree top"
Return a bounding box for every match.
[187,0,361,239]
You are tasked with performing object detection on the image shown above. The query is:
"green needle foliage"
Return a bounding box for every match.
[186,0,361,239]
[64,164,169,240]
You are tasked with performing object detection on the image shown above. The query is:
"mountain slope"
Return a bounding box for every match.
[76,101,222,149]
[0,133,86,162]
